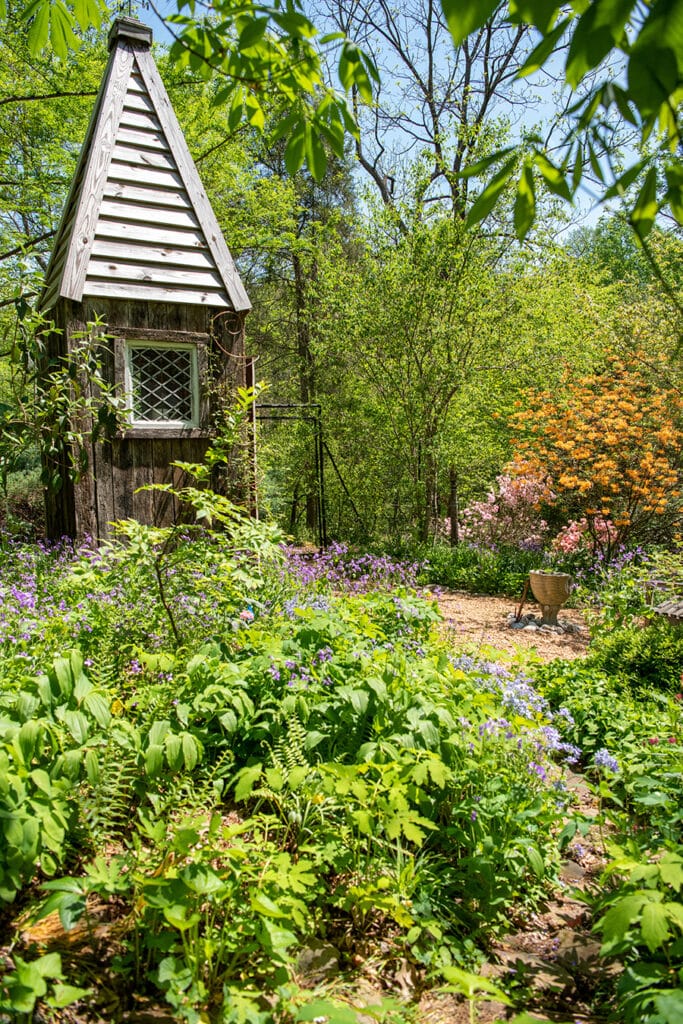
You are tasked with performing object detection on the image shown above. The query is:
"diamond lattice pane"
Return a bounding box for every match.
[129,346,195,423]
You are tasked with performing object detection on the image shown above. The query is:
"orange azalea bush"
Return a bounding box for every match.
[510,352,683,555]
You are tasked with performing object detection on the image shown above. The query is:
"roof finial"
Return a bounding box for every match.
[108,11,153,49]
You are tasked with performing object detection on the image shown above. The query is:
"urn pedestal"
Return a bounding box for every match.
[529,571,573,626]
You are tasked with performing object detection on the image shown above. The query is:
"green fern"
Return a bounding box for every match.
[80,734,139,847]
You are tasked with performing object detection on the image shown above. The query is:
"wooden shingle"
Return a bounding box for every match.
[41,18,250,313]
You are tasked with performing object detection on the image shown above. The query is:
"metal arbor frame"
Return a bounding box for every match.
[255,402,328,550]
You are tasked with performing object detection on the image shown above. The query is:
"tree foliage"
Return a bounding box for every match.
[446,0,683,239]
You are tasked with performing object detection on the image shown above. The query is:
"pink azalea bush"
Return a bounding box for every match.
[552,515,617,556]
[458,470,554,551]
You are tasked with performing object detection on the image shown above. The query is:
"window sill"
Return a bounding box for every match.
[115,426,209,440]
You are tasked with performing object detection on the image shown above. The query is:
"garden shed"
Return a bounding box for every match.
[40,16,251,542]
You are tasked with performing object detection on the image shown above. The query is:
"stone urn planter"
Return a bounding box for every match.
[528,570,573,626]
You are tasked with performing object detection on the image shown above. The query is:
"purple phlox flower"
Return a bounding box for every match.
[528,761,547,781]
[556,707,575,727]
[594,748,619,772]
[315,646,334,663]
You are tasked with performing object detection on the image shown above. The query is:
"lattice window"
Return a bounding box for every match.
[126,342,199,426]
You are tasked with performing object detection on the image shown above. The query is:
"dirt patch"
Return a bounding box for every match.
[436,590,590,663]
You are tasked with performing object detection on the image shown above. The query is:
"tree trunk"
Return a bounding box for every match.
[292,251,317,534]
[448,467,459,546]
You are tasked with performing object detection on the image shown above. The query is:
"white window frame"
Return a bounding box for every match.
[124,339,200,429]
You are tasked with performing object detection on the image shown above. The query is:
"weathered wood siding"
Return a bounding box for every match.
[44,298,247,542]
[40,19,251,543]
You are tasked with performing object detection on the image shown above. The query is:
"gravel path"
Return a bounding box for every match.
[435,590,590,662]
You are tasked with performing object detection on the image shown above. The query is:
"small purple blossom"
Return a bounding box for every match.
[594,748,619,773]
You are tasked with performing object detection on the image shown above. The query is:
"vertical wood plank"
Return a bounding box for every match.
[131,437,154,524]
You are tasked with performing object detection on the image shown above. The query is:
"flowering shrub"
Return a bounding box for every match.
[457,469,553,552]
[552,515,616,556]
[510,351,683,555]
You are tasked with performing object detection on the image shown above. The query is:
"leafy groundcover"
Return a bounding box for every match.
[0,531,681,1023]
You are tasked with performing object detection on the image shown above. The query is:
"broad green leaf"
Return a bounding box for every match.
[26,1,50,54]
[654,989,683,1019]
[47,983,92,1009]
[245,92,265,131]
[602,158,648,199]
[640,900,670,952]
[145,744,164,777]
[566,0,638,87]
[352,809,373,835]
[534,151,573,199]
[32,951,63,977]
[457,146,515,179]
[306,129,328,180]
[82,691,111,727]
[599,892,648,945]
[628,0,683,117]
[233,763,263,801]
[62,709,89,744]
[441,0,500,46]
[514,162,536,239]
[523,843,545,877]
[296,999,360,1024]
[50,1,80,60]
[181,732,200,771]
[238,16,268,50]
[165,734,183,771]
[163,904,201,931]
[147,720,170,746]
[284,122,307,176]
[251,892,285,918]
[29,768,52,795]
[509,0,559,32]
[72,0,103,32]
[630,165,658,238]
[517,17,571,77]
[466,155,518,228]
[18,720,39,763]
[659,852,683,891]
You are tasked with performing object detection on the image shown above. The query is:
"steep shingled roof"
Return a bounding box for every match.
[41,18,250,313]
